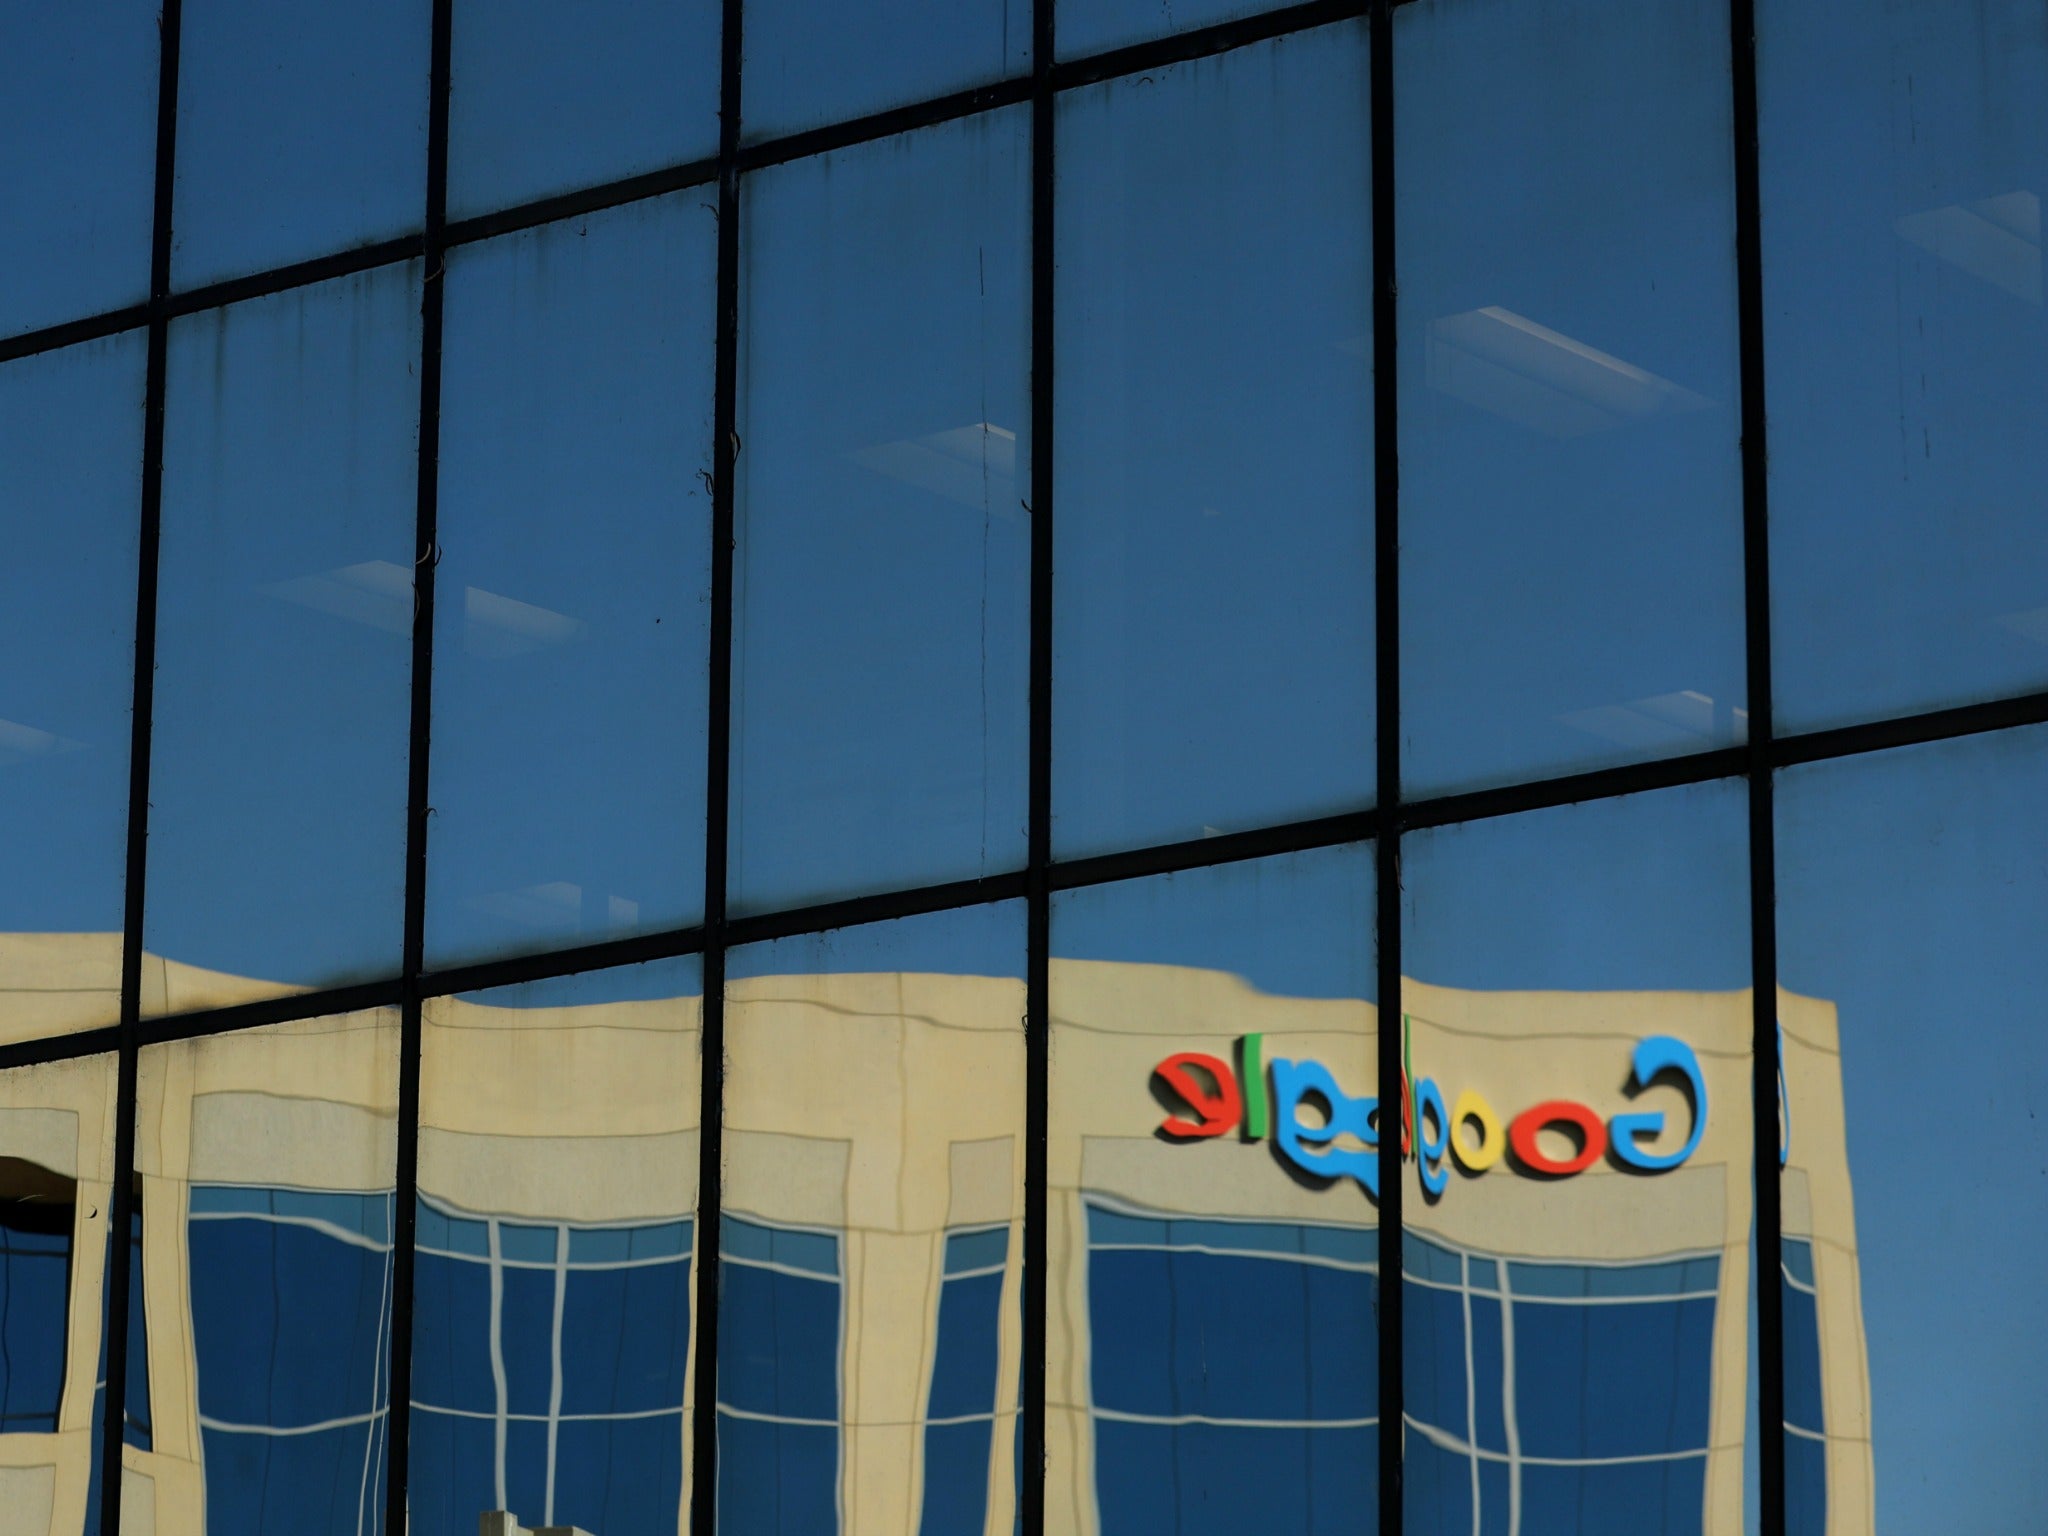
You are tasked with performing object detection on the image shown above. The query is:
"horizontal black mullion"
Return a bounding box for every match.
[162,234,428,318]
[132,977,406,1047]
[1048,808,1381,892]
[1401,746,1751,831]
[443,156,721,249]
[735,78,1034,172]
[420,923,710,999]
[0,1024,125,1072]
[724,871,1032,947]
[1770,688,2048,769]
[0,303,152,364]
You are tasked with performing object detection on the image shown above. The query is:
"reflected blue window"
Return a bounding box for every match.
[0,333,144,1025]
[716,1214,840,1536]
[0,2,158,337]
[742,0,1029,143]
[428,196,715,966]
[1783,1237,1827,1536]
[732,111,1030,913]
[1762,0,2048,729]
[447,0,720,220]
[186,1186,395,1535]
[172,0,430,287]
[1086,1202,1378,1536]
[920,1226,1010,1536]
[1403,1233,1717,1536]
[1053,27,1374,858]
[410,1199,693,1535]
[150,265,420,1007]
[1396,0,1745,795]
[0,1195,69,1433]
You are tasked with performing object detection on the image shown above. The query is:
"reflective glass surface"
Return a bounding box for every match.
[1396,0,1746,796]
[0,336,144,1041]
[0,1,158,338]
[134,1009,400,1533]
[1776,728,2048,1533]
[415,958,703,1535]
[447,0,720,221]
[732,112,1030,913]
[1401,783,1751,1535]
[1050,846,1378,1535]
[0,1053,126,1535]
[741,0,1030,144]
[1057,0,1297,59]
[148,266,421,1013]
[171,0,429,288]
[1761,0,2048,731]
[721,903,1025,1536]
[428,198,714,967]
[1053,27,1373,858]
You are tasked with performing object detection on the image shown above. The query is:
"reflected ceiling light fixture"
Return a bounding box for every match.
[467,881,638,931]
[0,717,87,769]
[259,559,585,656]
[1994,604,2048,648]
[849,421,1020,513]
[1557,689,1747,751]
[1425,306,1710,437]
[1895,190,2042,306]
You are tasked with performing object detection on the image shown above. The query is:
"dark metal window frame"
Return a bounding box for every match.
[2,0,2045,1531]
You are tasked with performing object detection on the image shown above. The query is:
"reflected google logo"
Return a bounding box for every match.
[1151,1024,1707,1200]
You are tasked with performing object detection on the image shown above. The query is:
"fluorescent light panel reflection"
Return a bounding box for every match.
[259,560,585,656]
[1557,689,1746,751]
[850,421,1020,513]
[1895,190,2042,306]
[1426,306,1710,437]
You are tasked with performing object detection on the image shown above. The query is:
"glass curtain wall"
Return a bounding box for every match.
[0,0,2043,1533]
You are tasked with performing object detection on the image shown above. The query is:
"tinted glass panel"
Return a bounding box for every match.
[148,266,420,1012]
[1761,0,2048,730]
[722,903,1025,1536]
[1401,783,1750,1536]
[414,959,702,1535]
[1396,0,1745,795]
[1053,27,1373,858]
[0,2,157,337]
[732,112,1030,913]
[0,1054,119,1532]
[1777,728,2048,1533]
[171,0,429,287]
[0,335,144,1042]
[1056,0,1297,59]
[1050,846,1378,1535]
[136,1010,400,1534]
[428,197,714,966]
[741,0,1030,143]
[447,0,720,220]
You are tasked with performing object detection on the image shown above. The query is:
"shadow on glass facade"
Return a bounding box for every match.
[2,0,2044,1532]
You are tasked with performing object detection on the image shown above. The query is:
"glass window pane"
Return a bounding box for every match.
[0,335,144,1042]
[447,0,721,220]
[741,0,1030,144]
[0,1052,127,1531]
[1050,846,1378,1536]
[0,3,157,338]
[732,112,1029,913]
[428,197,714,967]
[722,903,1025,1536]
[1056,0,1299,59]
[1396,0,1745,796]
[415,958,702,1535]
[1053,27,1372,858]
[148,265,420,1013]
[1761,0,2048,730]
[135,1009,400,1533]
[172,0,429,288]
[1777,728,2048,1533]
[1400,783,1751,1536]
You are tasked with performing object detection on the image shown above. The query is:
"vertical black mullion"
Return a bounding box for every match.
[387,0,454,1528]
[1022,0,1055,1529]
[1369,2,1402,1532]
[689,0,743,1525]
[101,2,181,1528]
[1730,0,1783,1530]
